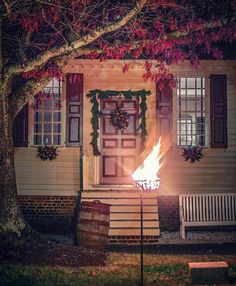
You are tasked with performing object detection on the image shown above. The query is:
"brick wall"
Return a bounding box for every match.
[18,194,180,236]
[18,195,79,234]
[109,235,159,245]
[158,195,180,231]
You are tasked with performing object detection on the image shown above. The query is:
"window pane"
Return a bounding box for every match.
[180,78,186,88]
[44,100,52,109]
[34,123,42,133]
[44,113,52,121]
[44,123,51,133]
[35,112,42,121]
[187,89,196,97]
[187,78,195,88]
[34,135,42,145]
[187,101,195,111]
[53,79,59,88]
[196,78,202,88]
[53,112,61,122]
[177,77,206,147]
[43,135,51,145]
[180,101,186,110]
[53,123,61,133]
[53,135,61,145]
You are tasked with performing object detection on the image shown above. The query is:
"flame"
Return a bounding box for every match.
[132,137,162,190]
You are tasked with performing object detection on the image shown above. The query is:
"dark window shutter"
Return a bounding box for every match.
[210,75,227,148]
[66,73,83,147]
[156,81,173,144]
[13,103,28,147]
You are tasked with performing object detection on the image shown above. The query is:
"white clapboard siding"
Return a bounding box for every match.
[81,190,159,237]
[15,148,80,196]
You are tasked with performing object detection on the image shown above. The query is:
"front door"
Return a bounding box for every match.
[100,97,139,184]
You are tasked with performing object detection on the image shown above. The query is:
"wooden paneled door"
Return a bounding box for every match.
[100,97,139,184]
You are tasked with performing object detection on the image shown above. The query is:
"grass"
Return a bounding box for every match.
[1,252,236,286]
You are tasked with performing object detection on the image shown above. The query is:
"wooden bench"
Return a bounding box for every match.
[179,193,236,239]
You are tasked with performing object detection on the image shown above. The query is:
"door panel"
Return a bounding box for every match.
[100,97,139,184]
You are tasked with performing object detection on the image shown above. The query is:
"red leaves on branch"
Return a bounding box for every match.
[20,15,43,32]
[122,63,130,73]
[169,17,178,31]
[32,91,62,110]
[22,63,62,80]
[68,74,82,84]
[133,46,143,59]
[4,0,234,93]
[154,21,165,35]
[143,61,177,89]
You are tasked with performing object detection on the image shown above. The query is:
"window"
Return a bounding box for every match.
[177,78,206,146]
[33,78,62,145]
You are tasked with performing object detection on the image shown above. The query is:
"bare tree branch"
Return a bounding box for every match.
[9,77,52,118]
[8,0,148,77]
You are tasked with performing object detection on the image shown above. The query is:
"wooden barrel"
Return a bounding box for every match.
[76,200,110,249]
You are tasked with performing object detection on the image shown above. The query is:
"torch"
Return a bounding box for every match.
[132,139,161,286]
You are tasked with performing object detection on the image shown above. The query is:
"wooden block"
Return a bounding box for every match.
[189,261,229,285]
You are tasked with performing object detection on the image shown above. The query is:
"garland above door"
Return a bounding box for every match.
[86,89,151,155]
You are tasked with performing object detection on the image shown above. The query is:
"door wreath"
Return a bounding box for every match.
[110,107,129,131]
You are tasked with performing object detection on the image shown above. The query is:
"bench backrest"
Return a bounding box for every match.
[179,193,236,222]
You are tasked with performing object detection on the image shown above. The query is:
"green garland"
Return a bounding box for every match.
[87,89,151,156]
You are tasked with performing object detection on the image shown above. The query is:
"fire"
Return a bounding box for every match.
[132,137,162,191]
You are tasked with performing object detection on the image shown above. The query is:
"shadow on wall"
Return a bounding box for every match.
[18,195,81,235]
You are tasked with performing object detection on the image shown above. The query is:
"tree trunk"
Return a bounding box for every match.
[0,92,26,237]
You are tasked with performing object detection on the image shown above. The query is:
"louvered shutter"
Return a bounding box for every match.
[13,103,28,147]
[156,81,173,144]
[66,73,83,147]
[210,75,227,148]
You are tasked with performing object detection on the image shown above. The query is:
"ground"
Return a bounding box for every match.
[1,249,236,285]
[1,231,236,285]
[0,232,106,267]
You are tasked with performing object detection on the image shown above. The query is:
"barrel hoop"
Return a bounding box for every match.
[81,201,110,209]
[78,229,109,238]
[80,206,110,215]
[79,219,110,227]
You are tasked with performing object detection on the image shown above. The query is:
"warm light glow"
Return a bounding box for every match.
[132,137,162,191]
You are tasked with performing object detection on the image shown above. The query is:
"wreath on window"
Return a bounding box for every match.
[37,145,58,161]
[110,107,129,131]
[182,146,204,163]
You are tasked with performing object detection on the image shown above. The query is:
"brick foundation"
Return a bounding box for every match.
[158,195,180,231]
[18,195,79,234]
[109,235,159,245]
[18,194,180,236]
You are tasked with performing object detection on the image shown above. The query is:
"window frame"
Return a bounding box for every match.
[175,76,209,148]
[32,78,62,146]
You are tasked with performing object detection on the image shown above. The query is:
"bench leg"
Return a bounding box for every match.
[180,224,186,239]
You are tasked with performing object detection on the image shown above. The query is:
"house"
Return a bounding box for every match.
[14,59,236,243]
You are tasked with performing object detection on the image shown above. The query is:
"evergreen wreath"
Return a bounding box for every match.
[182,145,204,163]
[87,89,151,156]
[37,145,58,161]
[110,107,129,131]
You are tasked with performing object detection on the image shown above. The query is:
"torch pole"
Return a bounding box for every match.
[140,188,144,286]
